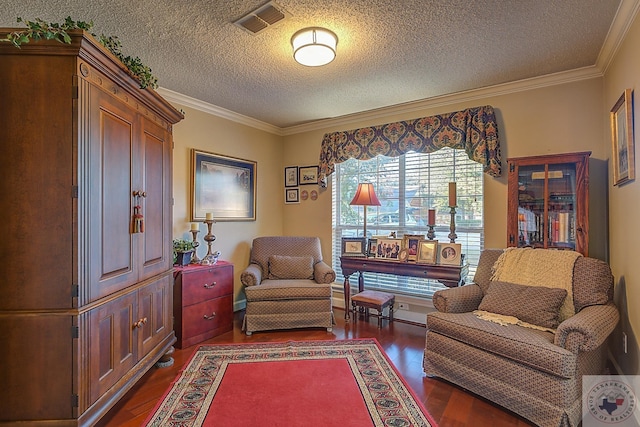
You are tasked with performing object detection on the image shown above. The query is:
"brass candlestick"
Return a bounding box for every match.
[448,206,457,243]
[427,224,436,240]
[202,219,218,264]
[189,229,201,264]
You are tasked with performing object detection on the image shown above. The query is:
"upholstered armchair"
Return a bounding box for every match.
[424,248,619,427]
[240,236,335,335]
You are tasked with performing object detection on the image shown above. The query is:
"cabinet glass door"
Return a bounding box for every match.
[546,163,577,250]
[516,163,577,251]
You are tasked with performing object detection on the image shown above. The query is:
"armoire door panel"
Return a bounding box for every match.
[138,275,172,358]
[88,87,138,301]
[139,118,173,279]
[89,292,137,404]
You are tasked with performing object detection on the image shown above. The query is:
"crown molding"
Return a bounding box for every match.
[281,66,604,135]
[156,87,284,136]
[596,0,640,73]
[162,66,603,138]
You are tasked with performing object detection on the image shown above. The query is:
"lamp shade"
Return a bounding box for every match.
[291,27,338,67]
[350,183,381,206]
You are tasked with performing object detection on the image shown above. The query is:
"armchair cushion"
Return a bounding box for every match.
[268,255,314,280]
[314,261,336,284]
[432,284,484,313]
[555,303,620,353]
[478,281,567,329]
[240,263,262,287]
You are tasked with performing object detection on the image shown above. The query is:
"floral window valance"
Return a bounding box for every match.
[318,105,501,186]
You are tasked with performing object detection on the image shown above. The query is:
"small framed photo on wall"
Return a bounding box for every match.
[438,243,462,265]
[285,188,299,204]
[285,166,298,187]
[299,165,319,185]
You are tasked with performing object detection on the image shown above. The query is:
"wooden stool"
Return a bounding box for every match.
[351,290,395,328]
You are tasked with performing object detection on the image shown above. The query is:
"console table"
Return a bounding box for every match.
[340,256,468,320]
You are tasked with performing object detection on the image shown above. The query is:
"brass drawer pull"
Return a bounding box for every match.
[133,317,148,328]
[203,312,216,320]
[203,282,217,289]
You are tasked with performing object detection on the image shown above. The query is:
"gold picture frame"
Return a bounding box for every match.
[611,89,635,186]
[416,240,437,264]
[402,234,425,261]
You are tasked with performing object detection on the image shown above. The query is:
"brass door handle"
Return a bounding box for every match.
[203,312,216,320]
[133,317,148,328]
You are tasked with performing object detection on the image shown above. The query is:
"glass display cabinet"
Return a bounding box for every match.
[507,152,590,256]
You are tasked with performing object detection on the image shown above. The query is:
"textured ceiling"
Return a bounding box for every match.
[1,1,625,128]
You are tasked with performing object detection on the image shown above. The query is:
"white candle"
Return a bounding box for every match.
[448,182,457,207]
[206,213,214,221]
[190,223,199,231]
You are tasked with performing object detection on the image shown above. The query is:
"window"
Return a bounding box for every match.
[332,147,484,298]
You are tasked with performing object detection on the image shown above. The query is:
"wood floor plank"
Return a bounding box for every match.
[96,309,534,427]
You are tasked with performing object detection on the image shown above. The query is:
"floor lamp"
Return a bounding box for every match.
[350,183,381,238]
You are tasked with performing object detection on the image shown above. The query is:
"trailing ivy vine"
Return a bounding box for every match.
[1,17,158,89]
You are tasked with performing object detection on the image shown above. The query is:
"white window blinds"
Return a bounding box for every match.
[332,147,484,298]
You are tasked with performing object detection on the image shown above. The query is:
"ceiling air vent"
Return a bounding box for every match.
[234,1,290,35]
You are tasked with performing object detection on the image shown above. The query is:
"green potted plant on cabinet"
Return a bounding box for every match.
[173,238,196,266]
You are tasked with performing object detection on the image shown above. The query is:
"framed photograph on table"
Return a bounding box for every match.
[342,237,367,257]
[438,243,462,265]
[416,240,437,264]
[285,166,298,187]
[611,89,635,186]
[375,238,402,260]
[299,165,319,185]
[402,234,424,261]
[191,149,256,221]
[367,238,378,257]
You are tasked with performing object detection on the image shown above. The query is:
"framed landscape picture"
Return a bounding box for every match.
[191,149,256,221]
[611,89,635,186]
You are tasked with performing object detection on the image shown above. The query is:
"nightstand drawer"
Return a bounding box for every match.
[181,265,233,306]
[182,295,233,341]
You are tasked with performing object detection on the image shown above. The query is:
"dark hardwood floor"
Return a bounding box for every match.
[96,309,533,427]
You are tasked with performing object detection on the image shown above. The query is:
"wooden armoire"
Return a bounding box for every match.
[0,30,183,425]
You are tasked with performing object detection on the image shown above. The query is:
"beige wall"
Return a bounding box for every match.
[171,106,283,307]
[604,11,640,375]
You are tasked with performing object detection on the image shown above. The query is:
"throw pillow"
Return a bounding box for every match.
[479,281,568,329]
[268,255,314,280]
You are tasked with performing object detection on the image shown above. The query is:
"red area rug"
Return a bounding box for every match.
[144,339,436,426]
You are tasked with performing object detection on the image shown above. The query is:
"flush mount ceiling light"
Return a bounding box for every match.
[291,27,338,67]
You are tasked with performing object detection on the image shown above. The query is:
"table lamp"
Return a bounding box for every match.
[350,183,381,238]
